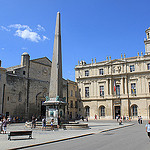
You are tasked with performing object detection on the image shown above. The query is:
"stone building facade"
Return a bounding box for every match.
[67,80,79,120]
[75,28,150,120]
[0,52,78,121]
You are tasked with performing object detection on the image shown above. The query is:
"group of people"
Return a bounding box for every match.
[138,116,143,124]
[42,117,61,131]
[116,115,132,122]
[42,118,54,131]
[81,116,88,122]
[0,117,7,134]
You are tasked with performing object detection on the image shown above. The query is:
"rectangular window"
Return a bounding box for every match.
[116,85,120,96]
[85,70,89,76]
[75,91,77,98]
[75,101,78,108]
[100,86,104,96]
[148,64,150,70]
[85,87,89,97]
[70,101,73,108]
[99,69,104,75]
[130,65,135,72]
[23,71,26,75]
[0,73,1,80]
[149,82,150,93]
[131,83,136,95]
[71,90,73,97]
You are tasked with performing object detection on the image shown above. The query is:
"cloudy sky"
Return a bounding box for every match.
[0,0,150,81]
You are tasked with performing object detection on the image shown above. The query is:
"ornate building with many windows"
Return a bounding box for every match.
[75,27,150,120]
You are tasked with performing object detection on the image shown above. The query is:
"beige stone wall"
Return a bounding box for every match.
[2,54,77,121]
[29,61,51,82]
[67,80,78,120]
[3,56,51,120]
[0,68,6,114]
[75,54,150,120]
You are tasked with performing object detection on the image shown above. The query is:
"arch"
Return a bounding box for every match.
[131,104,138,116]
[85,106,90,117]
[99,105,105,117]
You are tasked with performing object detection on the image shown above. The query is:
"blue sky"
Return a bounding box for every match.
[0,0,150,81]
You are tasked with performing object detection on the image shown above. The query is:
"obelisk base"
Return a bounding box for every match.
[43,100,66,125]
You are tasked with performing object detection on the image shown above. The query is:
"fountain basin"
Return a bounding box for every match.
[62,123,89,130]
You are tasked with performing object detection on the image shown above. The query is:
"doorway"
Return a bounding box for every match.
[115,106,120,119]
[41,101,46,117]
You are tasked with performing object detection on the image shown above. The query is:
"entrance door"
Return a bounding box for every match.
[115,106,120,119]
[41,101,46,117]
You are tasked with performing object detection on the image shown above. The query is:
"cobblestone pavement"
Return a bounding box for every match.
[0,120,134,150]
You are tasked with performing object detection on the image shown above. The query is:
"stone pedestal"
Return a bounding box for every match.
[43,97,66,125]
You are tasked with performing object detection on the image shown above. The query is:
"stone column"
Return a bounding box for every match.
[120,78,123,96]
[105,79,108,96]
[110,79,112,95]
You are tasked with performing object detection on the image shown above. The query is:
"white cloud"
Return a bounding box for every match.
[37,25,45,31]
[8,24,31,31]
[0,24,49,42]
[43,35,49,41]
[15,29,41,42]
[0,26,10,31]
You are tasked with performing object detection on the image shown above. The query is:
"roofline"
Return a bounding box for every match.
[31,57,52,63]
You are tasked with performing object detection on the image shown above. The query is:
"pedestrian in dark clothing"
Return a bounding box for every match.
[140,116,143,124]
[57,116,61,129]
[82,116,84,121]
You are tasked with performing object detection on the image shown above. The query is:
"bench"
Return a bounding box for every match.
[8,131,32,140]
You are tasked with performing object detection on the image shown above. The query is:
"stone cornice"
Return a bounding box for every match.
[76,70,150,81]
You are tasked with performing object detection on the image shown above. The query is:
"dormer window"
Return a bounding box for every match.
[85,70,89,76]
[130,65,135,72]
[99,69,104,75]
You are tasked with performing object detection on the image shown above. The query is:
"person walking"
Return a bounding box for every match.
[7,116,11,125]
[42,117,46,131]
[138,116,140,124]
[146,120,150,139]
[81,116,84,121]
[86,117,88,122]
[0,119,3,133]
[31,116,36,129]
[51,119,54,131]
[95,114,97,120]
[2,117,7,134]
[57,116,61,129]
[140,116,143,124]
[116,115,119,122]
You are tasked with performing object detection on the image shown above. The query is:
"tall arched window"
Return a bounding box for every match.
[18,91,22,102]
[85,106,90,117]
[131,105,138,116]
[99,106,105,116]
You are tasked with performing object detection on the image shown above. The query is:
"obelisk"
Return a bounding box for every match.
[49,12,63,99]
[44,12,66,124]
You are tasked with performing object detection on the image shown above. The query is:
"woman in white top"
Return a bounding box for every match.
[146,120,150,138]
